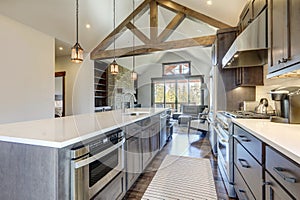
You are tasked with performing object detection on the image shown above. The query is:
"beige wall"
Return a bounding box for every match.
[55,54,94,115]
[0,15,54,124]
[256,65,300,108]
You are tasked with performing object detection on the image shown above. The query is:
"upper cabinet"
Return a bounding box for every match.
[211,28,238,68]
[238,0,267,32]
[267,0,300,77]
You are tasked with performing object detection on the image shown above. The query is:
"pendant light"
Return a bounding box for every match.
[131,0,138,80]
[110,0,119,75]
[71,0,84,63]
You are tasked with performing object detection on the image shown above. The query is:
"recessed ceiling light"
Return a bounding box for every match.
[86,24,91,29]
[206,0,212,5]
[58,47,64,51]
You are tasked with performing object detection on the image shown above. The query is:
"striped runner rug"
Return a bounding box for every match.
[142,155,218,200]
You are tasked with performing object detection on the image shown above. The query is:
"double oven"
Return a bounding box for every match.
[215,112,235,198]
[70,128,125,200]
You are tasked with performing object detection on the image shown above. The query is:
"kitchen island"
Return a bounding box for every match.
[0,108,167,200]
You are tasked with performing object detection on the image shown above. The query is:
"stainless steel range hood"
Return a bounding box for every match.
[222,9,267,68]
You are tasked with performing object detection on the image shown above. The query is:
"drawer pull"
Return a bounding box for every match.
[238,189,249,200]
[238,135,251,142]
[238,158,251,168]
[273,167,297,183]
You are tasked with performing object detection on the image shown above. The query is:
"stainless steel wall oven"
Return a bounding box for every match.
[70,128,125,200]
[215,112,235,198]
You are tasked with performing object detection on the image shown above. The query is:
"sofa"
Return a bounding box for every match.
[177,105,208,125]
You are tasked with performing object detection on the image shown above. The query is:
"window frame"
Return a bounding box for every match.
[162,61,191,76]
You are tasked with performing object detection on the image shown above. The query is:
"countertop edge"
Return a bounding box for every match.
[0,108,168,148]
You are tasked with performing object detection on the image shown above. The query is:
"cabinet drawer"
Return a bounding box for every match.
[234,125,262,163]
[234,165,255,200]
[266,146,300,199]
[93,172,125,200]
[265,171,294,200]
[125,123,141,139]
[234,139,263,198]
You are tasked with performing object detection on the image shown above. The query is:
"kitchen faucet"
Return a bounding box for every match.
[122,92,137,112]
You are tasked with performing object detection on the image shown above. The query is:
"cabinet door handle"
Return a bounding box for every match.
[273,167,297,183]
[238,158,251,168]
[238,189,249,200]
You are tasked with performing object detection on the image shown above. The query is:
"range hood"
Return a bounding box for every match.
[222,9,267,68]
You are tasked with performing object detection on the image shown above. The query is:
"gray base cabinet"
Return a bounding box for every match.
[233,124,300,200]
[234,165,255,200]
[92,172,125,200]
[266,146,300,199]
[125,134,142,190]
[265,172,294,200]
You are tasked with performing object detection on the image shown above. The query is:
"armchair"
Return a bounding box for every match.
[187,107,209,135]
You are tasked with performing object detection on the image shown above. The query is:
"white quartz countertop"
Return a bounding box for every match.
[233,119,300,164]
[0,108,167,148]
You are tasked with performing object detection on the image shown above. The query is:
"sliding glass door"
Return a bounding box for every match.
[152,75,204,112]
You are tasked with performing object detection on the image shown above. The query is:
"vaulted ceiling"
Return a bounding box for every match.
[0,0,248,57]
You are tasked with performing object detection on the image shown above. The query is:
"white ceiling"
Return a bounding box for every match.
[0,0,247,58]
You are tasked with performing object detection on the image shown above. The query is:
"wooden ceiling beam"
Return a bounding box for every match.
[156,0,231,29]
[126,22,151,44]
[91,35,216,60]
[150,0,158,42]
[157,12,185,43]
[91,0,151,56]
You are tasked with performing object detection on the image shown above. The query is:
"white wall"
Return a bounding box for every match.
[137,47,212,107]
[0,15,54,124]
[256,65,300,109]
[55,54,94,115]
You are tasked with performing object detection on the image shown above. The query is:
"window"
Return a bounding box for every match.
[152,75,205,113]
[162,61,191,76]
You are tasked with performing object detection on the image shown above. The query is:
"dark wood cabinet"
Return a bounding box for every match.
[236,66,264,86]
[94,61,108,107]
[238,0,267,33]
[212,28,238,69]
[268,0,300,76]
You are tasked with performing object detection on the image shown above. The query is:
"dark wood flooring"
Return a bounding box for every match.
[123,132,236,200]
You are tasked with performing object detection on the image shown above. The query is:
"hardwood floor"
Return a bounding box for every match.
[123,132,235,200]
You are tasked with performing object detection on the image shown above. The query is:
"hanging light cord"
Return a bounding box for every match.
[113,0,116,60]
[76,0,79,44]
[132,0,135,71]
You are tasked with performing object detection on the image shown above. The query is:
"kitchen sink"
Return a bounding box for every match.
[123,111,150,116]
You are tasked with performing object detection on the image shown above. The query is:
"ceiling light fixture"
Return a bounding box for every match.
[59,47,64,51]
[206,0,212,5]
[110,0,119,75]
[85,24,91,29]
[71,0,84,63]
[131,0,137,81]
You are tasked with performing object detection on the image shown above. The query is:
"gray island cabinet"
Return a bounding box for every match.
[0,108,167,200]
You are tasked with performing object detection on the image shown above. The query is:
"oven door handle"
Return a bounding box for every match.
[74,138,125,169]
[214,126,229,143]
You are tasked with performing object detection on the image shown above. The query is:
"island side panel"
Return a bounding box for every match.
[0,141,58,200]
[58,146,72,200]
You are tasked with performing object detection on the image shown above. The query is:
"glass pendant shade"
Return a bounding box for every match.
[131,71,137,80]
[110,60,119,75]
[71,43,84,63]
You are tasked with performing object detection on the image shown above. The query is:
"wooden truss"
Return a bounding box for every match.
[90,0,232,60]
